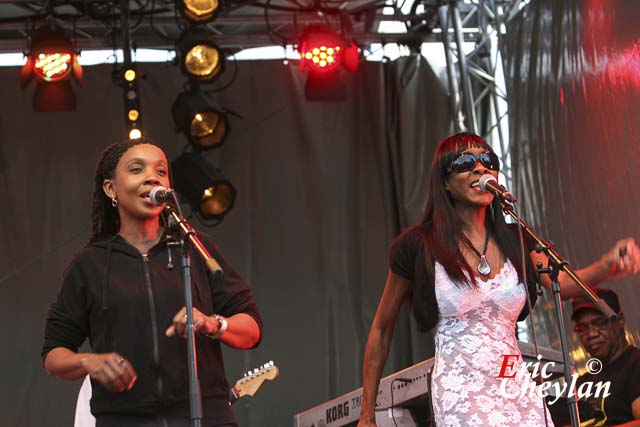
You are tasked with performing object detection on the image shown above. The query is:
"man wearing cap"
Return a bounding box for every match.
[571,288,640,426]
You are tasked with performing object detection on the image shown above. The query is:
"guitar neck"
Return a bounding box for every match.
[229,387,240,405]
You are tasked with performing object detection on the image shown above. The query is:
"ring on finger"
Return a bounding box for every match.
[118,357,126,366]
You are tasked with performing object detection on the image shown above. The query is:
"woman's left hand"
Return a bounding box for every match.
[166,307,216,338]
[600,237,640,280]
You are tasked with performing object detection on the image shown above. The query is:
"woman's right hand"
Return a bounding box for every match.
[356,419,377,427]
[81,353,137,392]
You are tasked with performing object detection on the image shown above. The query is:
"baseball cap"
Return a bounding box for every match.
[571,288,621,320]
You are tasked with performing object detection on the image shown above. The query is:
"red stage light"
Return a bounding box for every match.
[299,30,359,74]
[20,24,82,112]
[33,52,73,82]
[301,44,342,72]
[298,29,360,101]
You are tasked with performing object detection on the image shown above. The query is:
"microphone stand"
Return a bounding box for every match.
[165,204,223,427]
[499,200,617,427]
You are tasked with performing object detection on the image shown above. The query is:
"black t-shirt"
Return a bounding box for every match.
[388,225,439,332]
[576,346,640,426]
[389,225,425,282]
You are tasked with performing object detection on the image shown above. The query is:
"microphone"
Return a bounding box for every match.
[478,175,516,203]
[149,186,175,206]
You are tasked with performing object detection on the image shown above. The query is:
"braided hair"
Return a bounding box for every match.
[87,137,166,245]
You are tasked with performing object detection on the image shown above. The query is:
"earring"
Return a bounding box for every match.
[111,196,118,207]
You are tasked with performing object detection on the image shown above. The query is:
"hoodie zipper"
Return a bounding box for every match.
[142,253,164,398]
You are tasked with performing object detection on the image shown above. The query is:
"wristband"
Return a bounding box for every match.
[207,314,228,339]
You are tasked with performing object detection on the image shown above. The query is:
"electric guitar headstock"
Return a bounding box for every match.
[230,361,279,404]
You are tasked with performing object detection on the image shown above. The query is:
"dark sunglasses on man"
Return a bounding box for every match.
[447,152,501,174]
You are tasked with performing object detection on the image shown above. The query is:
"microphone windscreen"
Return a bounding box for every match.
[478,175,497,192]
[149,186,169,206]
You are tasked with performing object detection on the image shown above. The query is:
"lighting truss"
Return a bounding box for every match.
[437,0,530,190]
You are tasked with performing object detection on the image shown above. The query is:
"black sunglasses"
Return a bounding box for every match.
[446,152,500,174]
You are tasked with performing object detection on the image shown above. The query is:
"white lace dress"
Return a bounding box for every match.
[430,260,554,427]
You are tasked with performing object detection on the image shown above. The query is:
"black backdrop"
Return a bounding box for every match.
[506,0,640,353]
[0,56,452,426]
[7,1,640,424]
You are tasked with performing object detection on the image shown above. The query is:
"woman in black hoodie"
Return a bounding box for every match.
[42,138,262,427]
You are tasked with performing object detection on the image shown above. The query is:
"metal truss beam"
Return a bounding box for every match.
[438,0,526,189]
[0,30,484,52]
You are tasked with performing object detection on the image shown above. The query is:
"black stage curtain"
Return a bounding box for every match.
[0,56,452,426]
[506,0,640,350]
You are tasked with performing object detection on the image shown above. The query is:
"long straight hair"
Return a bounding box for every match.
[420,132,526,287]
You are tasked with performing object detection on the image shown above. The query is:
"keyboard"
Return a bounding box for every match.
[293,341,564,427]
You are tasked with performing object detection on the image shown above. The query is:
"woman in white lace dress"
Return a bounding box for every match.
[357,132,640,427]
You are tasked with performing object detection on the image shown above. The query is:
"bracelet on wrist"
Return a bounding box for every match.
[207,314,228,340]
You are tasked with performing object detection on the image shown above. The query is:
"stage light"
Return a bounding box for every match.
[298,29,359,101]
[114,65,144,140]
[178,0,220,24]
[176,30,225,82]
[128,109,140,121]
[299,29,359,74]
[300,39,341,73]
[129,128,142,139]
[124,69,136,82]
[20,24,82,111]
[171,152,236,221]
[34,53,73,81]
[172,89,230,150]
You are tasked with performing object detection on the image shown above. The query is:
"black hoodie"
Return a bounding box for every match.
[42,231,262,423]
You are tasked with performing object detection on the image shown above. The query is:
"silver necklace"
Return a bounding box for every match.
[466,231,491,275]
